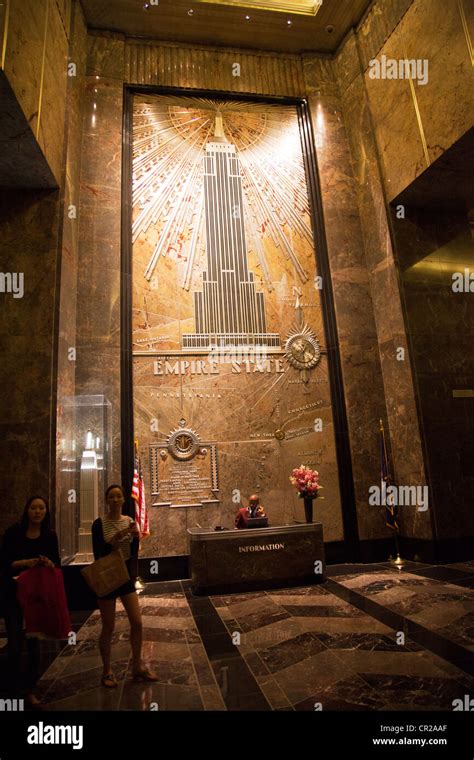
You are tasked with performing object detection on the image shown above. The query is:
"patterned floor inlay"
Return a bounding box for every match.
[2,564,473,711]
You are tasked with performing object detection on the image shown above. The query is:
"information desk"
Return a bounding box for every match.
[187,523,325,594]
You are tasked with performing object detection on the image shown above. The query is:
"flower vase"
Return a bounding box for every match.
[303,495,316,524]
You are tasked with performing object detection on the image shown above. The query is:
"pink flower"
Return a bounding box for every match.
[290,464,321,497]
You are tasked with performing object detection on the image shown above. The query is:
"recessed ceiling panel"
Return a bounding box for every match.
[81,0,372,54]
[195,0,322,16]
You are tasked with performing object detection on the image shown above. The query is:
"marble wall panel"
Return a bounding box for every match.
[3,0,47,138]
[334,32,361,96]
[0,188,61,534]
[356,0,415,71]
[76,264,121,347]
[87,32,126,81]
[301,54,339,98]
[403,0,474,165]
[146,504,188,558]
[357,0,473,202]
[363,24,428,202]
[0,422,51,530]
[37,0,69,184]
[0,188,59,337]
[1,0,73,186]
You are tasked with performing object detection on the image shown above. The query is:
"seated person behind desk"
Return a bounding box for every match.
[235,494,268,529]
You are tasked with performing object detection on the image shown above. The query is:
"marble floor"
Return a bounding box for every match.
[2,562,474,711]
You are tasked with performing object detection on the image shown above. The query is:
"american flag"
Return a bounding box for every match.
[132,443,149,537]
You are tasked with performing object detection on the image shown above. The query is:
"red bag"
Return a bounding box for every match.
[16,566,71,639]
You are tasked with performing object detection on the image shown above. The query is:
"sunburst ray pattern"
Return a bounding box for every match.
[132,96,313,290]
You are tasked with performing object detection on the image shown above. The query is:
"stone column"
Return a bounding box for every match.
[75,33,126,489]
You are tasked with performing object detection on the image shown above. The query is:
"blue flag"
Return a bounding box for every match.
[380,422,399,532]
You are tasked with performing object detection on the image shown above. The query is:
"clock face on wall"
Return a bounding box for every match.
[285,326,321,370]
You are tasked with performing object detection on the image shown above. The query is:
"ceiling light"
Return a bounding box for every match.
[195,1,322,16]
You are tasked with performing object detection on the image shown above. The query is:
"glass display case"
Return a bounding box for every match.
[57,394,112,563]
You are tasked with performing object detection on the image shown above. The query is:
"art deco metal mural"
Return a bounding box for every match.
[131,94,342,556]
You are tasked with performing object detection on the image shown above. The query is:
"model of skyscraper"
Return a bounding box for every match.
[77,431,99,562]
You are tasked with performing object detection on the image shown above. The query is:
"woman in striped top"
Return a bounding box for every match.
[91,484,158,688]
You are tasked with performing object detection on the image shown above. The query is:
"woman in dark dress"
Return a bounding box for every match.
[91,484,157,688]
[1,495,60,707]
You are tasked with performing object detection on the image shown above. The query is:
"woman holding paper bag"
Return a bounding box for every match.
[91,484,158,688]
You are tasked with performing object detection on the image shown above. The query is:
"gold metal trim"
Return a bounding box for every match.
[403,44,430,168]
[1,0,11,71]
[36,0,49,140]
[458,0,474,66]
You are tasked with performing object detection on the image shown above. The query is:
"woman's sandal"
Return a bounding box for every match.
[132,668,158,682]
[101,672,118,688]
[25,693,42,710]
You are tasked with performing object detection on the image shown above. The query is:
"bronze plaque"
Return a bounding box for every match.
[150,431,218,507]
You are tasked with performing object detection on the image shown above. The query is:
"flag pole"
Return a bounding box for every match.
[380,419,404,568]
[132,437,145,592]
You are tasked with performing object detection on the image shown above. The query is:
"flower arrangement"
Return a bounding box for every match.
[290,465,322,498]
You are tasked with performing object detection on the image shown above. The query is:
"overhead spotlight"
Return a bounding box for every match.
[245,14,250,20]
[143,2,150,8]
[287,19,292,26]
[325,24,334,33]
[188,7,194,14]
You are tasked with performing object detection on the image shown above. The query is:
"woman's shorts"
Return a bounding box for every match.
[100,579,136,600]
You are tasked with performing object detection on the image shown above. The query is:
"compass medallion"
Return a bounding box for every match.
[167,419,201,461]
[285,324,321,371]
